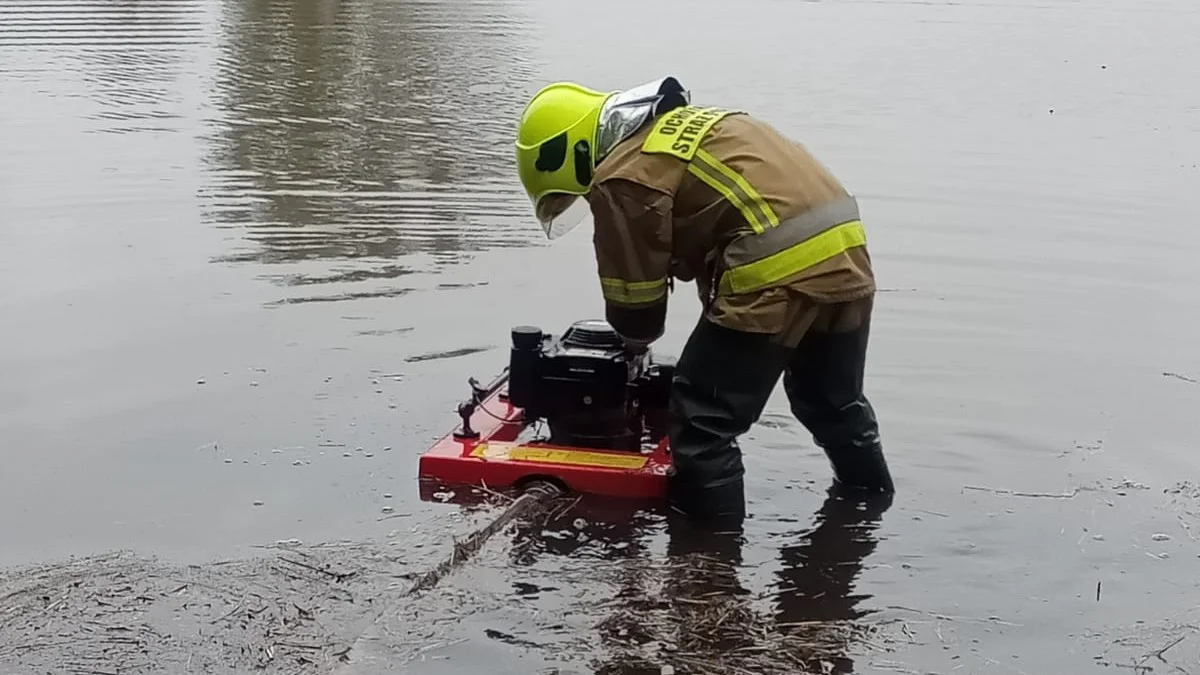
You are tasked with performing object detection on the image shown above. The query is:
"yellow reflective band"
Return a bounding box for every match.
[719,220,867,295]
[686,162,765,235]
[692,148,780,232]
[641,105,737,160]
[642,105,778,235]
[469,442,650,469]
[509,447,649,469]
[600,276,668,305]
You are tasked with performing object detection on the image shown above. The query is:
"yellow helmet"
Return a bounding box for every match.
[515,82,616,238]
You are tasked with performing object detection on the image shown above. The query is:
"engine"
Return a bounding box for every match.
[506,319,675,452]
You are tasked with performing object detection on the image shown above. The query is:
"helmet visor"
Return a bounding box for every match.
[535,193,592,240]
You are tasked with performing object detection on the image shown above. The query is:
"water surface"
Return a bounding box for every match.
[2,0,1199,672]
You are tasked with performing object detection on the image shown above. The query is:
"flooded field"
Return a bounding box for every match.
[2,0,1199,672]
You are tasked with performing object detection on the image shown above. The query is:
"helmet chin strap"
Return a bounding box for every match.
[595,76,691,162]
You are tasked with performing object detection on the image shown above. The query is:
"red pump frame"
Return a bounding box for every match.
[417,375,672,503]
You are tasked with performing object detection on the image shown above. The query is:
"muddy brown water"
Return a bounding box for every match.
[2,0,1199,673]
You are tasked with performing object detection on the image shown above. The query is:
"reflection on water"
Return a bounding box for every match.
[0,0,205,135]
[199,0,544,303]
[6,0,1199,671]
[650,489,889,675]
[770,489,892,673]
[495,490,891,673]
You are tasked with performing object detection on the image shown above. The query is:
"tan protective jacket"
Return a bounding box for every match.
[585,105,876,347]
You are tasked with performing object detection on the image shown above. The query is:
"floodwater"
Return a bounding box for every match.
[2,0,1199,672]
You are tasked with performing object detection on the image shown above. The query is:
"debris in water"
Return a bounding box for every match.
[331,484,563,671]
[404,345,493,363]
[963,485,1081,499]
[1131,633,1193,671]
[0,546,412,675]
[1165,481,1200,498]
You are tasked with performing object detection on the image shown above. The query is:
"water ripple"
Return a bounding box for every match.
[196,0,545,301]
[0,1,207,47]
[0,0,211,137]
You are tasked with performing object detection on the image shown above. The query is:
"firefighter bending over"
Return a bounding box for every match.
[513,77,895,523]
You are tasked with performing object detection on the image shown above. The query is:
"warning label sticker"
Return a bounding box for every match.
[470,443,649,470]
[469,443,511,460]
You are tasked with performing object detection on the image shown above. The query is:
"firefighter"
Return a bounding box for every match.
[513,77,895,523]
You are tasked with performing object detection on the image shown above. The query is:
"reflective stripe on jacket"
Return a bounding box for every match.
[586,105,876,344]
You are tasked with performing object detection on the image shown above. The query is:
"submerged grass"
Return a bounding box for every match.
[0,546,401,675]
[0,513,891,675]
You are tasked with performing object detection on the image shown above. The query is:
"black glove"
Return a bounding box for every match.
[621,338,650,356]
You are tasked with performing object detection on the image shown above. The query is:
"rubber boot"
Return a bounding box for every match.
[783,301,895,494]
[666,316,793,525]
[667,473,746,528]
[824,410,894,494]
